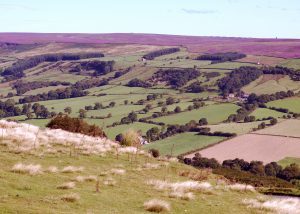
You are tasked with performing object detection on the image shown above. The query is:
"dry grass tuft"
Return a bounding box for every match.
[144,199,171,213]
[227,184,255,192]
[147,179,212,193]
[179,170,210,181]
[169,191,194,201]
[142,163,161,169]
[110,168,126,175]
[61,193,80,202]
[0,120,118,156]
[120,129,140,147]
[57,182,76,189]
[99,171,108,176]
[11,163,42,175]
[103,177,116,186]
[243,197,300,213]
[61,166,84,173]
[45,166,58,173]
[84,175,97,182]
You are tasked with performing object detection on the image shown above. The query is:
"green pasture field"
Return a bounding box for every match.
[0,86,16,97]
[143,132,225,156]
[110,66,158,84]
[99,53,144,69]
[242,75,300,95]
[280,59,300,70]
[87,85,176,96]
[267,97,300,113]
[23,85,68,96]
[146,59,211,69]
[201,61,258,70]
[152,103,239,125]
[249,108,286,119]
[206,120,270,135]
[24,94,146,116]
[23,70,87,83]
[278,157,300,167]
[4,115,51,127]
[237,55,285,66]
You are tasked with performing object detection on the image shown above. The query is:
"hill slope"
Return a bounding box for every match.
[2,120,299,213]
[0,33,300,58]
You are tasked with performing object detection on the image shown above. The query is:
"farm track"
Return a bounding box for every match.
[249,133,300,139]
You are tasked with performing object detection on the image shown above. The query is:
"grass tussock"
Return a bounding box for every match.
[61,166,84,173]
[103,177,117,186]
[110,168,126,175]
[144,199,171,213]
[45,166,58,173]
[61,193,80,202]
[11,163,42,175]
[179,169,211,181]
[120,129,140,147]
[57,182,76,189]
[0,120,117,155]
[227,184,255,192]
[243,197,300,213]
[169,191,194,201]
[142,163,161,169]
[147,179,212,193]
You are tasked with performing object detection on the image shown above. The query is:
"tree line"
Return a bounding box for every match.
[182,154,300,188]
[19,88,88,104]
[78,60,115,76]
[247,90,294,104]
[0,100,55,119]
[152,68,200,88]
[262,66,300,81]
[13,80,71,95]
[1,52,105,81]
[0,99,22,118]
[218,66,263,94]
[15,77,109,104]
[142,48,180,60]
[218,65,300,95]
[196,52,246,63]
[126,78,152,88]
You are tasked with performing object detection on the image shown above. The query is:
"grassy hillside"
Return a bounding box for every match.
[278,157,300,167]
[242,75,300,95]
[0,120,265,214]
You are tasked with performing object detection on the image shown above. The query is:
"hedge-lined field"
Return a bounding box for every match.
[143,132,225,156]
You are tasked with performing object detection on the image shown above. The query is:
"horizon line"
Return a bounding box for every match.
[0,32,299,40]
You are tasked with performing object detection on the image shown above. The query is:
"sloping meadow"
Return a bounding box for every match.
[0,120,298,213]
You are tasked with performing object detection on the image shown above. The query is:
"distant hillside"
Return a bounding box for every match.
[0,33,300,58]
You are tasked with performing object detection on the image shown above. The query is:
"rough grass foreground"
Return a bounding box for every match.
[0,119,296,213]
[0,120,144,156]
